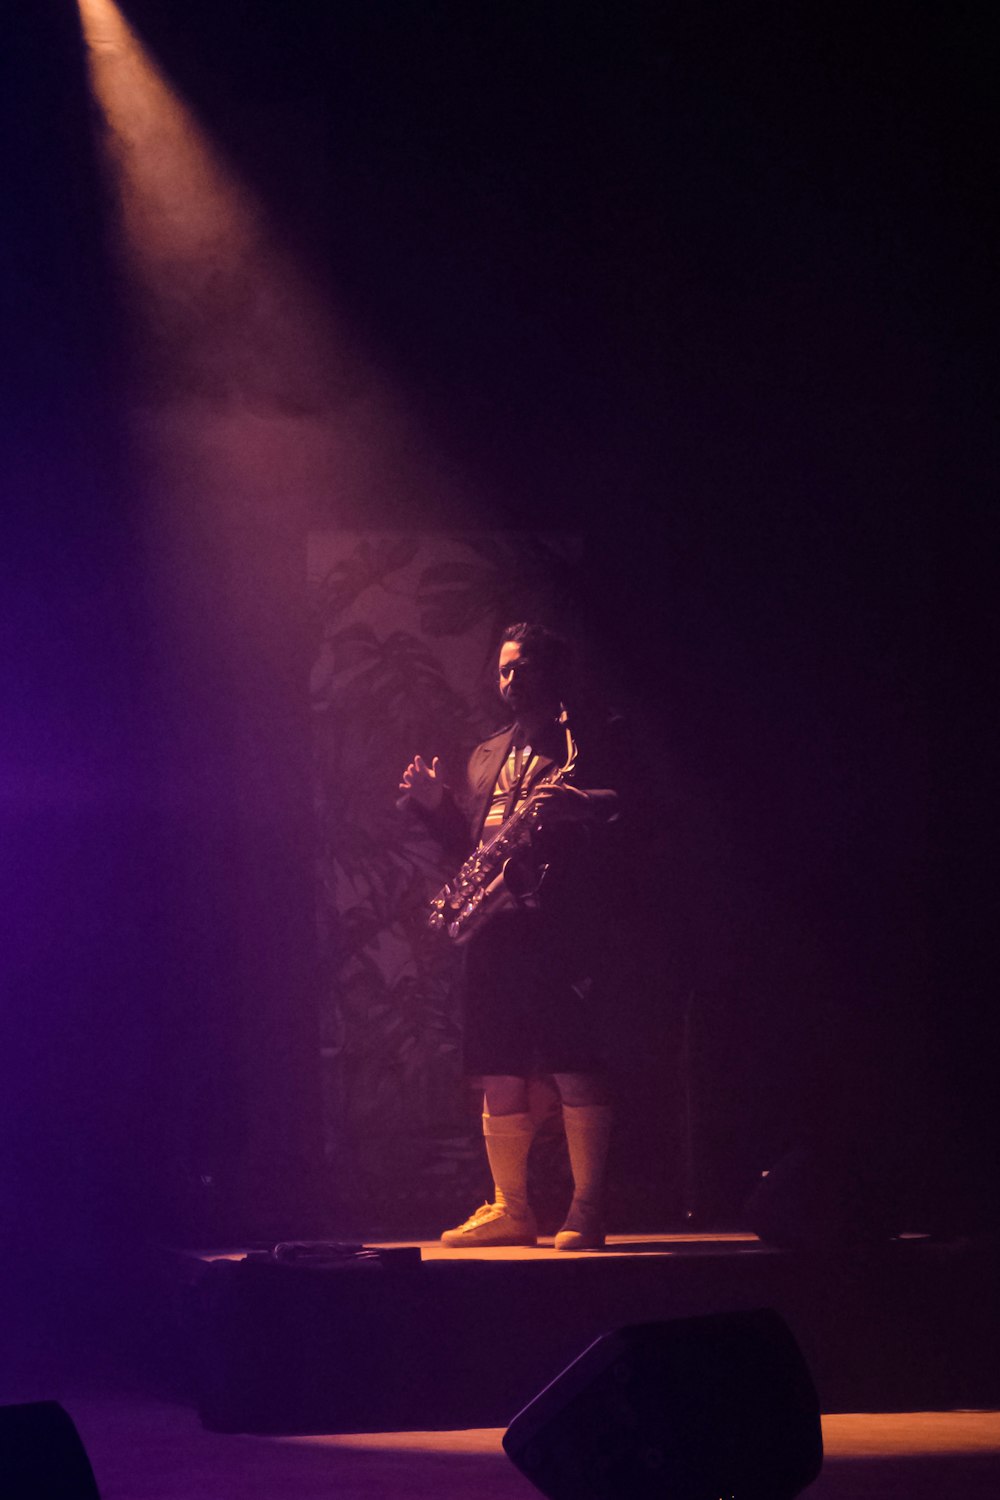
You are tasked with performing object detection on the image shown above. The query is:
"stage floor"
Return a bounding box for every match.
[393,1228,766,1260]
[192,1229,767,1263]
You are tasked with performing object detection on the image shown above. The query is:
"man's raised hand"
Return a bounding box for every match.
[399,753,443,811]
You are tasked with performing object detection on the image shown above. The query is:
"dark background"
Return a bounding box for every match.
[0,0,991,1279]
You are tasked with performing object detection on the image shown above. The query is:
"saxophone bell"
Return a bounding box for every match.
[500,845,548,904]
[445,857,540,945]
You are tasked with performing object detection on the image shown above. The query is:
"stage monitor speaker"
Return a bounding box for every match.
[503,1308,822,1500]
[0,1401,101,1499]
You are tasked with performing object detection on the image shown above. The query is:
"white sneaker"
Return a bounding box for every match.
[440,1201,538,1247]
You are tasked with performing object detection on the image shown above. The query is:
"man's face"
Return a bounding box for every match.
[498,640,554,719]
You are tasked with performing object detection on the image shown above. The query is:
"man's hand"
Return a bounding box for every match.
[531,785,619,825]
[399,753,444,811]
[530,783,592,823]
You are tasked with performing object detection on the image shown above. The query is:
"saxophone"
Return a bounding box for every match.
[427,711,578,945]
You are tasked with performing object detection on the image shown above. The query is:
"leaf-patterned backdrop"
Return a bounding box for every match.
[308,531,586,1232]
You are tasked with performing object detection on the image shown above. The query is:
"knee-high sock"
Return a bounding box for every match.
[483,1110,535,1218]
[561,1103,613,1213]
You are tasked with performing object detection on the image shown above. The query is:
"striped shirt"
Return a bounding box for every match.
[481,741,539,838]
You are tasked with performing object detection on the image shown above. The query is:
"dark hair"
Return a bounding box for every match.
[500,621,572,697]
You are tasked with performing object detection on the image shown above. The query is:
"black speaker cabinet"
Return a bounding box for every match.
[0,1402,101,1500]
[503,1309,822,1500]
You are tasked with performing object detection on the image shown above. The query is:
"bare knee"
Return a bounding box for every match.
[553,1072,610,1108]
[482,1075,529,1115]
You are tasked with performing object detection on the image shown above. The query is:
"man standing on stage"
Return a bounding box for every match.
[399,622,619,1249]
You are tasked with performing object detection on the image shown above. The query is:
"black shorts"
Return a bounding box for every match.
[461,908,605,1077]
